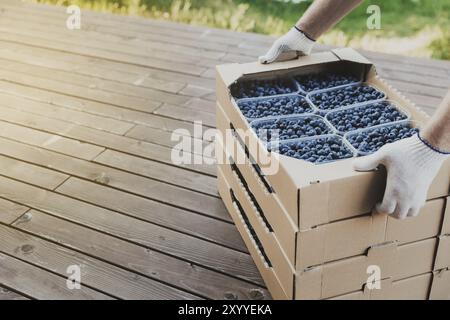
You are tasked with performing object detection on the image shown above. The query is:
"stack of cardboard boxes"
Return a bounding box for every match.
[215,48,450,300]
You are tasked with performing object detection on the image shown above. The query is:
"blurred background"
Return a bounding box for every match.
[31,0,450,60]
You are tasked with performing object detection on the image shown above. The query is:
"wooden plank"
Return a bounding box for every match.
[0,81,210,138]
[0,13,222,68]
[0,224,200,300]
[0,175,259,284]
[0,104,216,176]
[0,120,104,161]
[94,149,217,196]
[0,3,249,48]
[0,12,230,63]
[0,67,162,114]
[125,125,211,155]
[12,210,268,299]
[2,0,273,45]
[5,1,450,74]
[0,251,112,300]
[0,199,29,225]
[0,26,207,76]
[0,285,29,300]
[0,40,194,92]
[0,136,224,220]
[0,54,200,107]
[0,154,68,190]
[155,104,216,128]
[56,177,245,252]
[0,91,134,135]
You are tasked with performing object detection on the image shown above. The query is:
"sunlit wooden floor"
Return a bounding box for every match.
[0,0,449,300]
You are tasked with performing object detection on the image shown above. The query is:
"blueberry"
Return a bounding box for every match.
[231,78,297,99]
[327,101,407,133]
[275,136,353,163]
[347,123,418,154]
[238,95,313,119]
[252,116,332,142]
[310,85,385,111]
[294,73,359,92]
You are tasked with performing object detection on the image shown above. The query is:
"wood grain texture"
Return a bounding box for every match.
[0,0,447,300]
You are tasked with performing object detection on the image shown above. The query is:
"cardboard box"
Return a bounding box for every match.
[217,166,288,300]
[332,268,450,300]
[216,48,450,233]
[217,101,449,271]
[430,269,450,300]
[218,162,450,299]
[330,273,433,300]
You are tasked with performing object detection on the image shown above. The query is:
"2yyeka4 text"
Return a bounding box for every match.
[178,304,272,318]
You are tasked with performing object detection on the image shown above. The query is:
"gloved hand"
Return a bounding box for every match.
[259,27,315,64]
[353,134,449,219]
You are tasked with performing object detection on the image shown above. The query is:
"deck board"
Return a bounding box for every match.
[0,0,448,300]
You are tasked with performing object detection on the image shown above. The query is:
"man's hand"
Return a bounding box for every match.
[258,27,315,64]
[353,134,449,219]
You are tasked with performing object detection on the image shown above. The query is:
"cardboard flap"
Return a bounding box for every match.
[430,269,450,300]
[332,48,372,65]
[434,235,450,271]
[385,198,446,244]
[366,242,398,274]
[295,266,324,300]
[299,182,330,229]
[442,197,450,235]
[362,278,393,300]
[216,51,340,87]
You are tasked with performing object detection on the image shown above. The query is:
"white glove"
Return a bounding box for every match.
[259,27,315,64]
[353,134,449,219]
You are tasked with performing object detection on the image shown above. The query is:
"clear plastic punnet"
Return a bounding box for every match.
[293,73,362,95]
[307,84,387,114]
[344,120,420,156]
[325,100,411,135]
[230,76,299,100]
[236,93,316,121]
[268,134,357,165]
[250,113,335,143]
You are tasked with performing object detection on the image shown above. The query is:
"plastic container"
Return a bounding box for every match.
[230,76,299,100]
[344,120,420,156]
[325,100,410,135]
[236,93,316,121]
[293,73,362,95]
[268,134,356,164]
[250,114,335,143]
[307,83,387,113]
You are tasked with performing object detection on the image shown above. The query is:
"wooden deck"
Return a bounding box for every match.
[0,0,449,300]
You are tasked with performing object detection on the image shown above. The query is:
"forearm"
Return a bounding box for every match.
[421,89,450,151]
[296,0,363,40]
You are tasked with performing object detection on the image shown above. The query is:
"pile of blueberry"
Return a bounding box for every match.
[347,123,418,154]
[270,136,354,163]
[295,73,359,92]
[252,116,332,141]
[327,102,408,133]
[237,95,313,119]
[231,78,297,99]
[309,85,385,111]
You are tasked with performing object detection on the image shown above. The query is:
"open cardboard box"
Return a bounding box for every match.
[217,99,450,271]
[216,48,450,232]
[217,160,450,299]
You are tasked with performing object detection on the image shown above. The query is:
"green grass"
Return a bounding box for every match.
[31,0,450,60]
